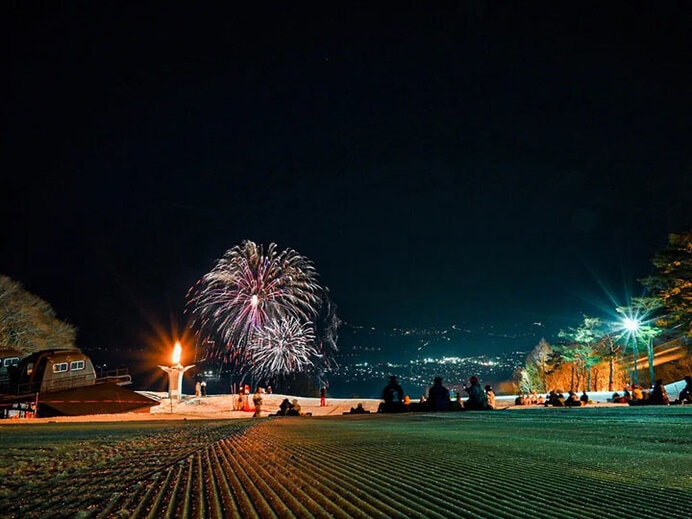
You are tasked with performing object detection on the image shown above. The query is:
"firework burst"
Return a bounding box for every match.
[248,318,318,379]
[187,240,334,377]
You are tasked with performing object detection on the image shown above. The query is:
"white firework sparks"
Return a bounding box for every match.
[249,318,318,379]
[187,240,325,367]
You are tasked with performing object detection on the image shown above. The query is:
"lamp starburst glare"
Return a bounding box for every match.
[622,317,640,332]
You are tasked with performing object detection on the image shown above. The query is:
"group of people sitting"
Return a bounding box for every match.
[515,392,545,405]
[612,376,692,406]
[378,375,495,413]
[541,376,692,407]
[245,374,692,419]
[543,390,590,407]
[611,384,646,404]
[269,398,312,417]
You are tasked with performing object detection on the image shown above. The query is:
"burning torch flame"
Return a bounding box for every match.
[172,342,182,365]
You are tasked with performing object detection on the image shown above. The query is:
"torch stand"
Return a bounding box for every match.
[159,364,194,412]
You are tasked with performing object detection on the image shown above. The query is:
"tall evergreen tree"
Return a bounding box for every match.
[640,231,692,336]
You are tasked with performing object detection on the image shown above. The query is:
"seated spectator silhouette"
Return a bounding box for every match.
[611,392,629,404]
[631,384,644,401]
[449,391,464,411]
[427,377,451,411]
[379,375,406,413]
[485,385,496,410]
[464,376,488,410]
[565,391,583,407]
[674,375,692,405]
[287,398,302,415]
[545,390,565,407]
[278,398,293,416]
[580,391,590,405]
[622,386,631,400]
[344,403,370,415]
[648,379,669,405]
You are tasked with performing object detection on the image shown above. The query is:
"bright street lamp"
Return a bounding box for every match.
[619,315,656,387]
[623,318,640,332]
[622,317,641,386]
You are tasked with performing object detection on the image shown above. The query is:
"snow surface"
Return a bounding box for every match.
[7,380,687,424]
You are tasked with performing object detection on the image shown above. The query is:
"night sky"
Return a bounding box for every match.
[3,3,691,355]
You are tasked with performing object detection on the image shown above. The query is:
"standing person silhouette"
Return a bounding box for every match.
[252,389,263,417]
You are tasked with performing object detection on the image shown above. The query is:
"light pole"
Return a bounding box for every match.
[646,335,654,386]
[622,318,640,386]
[621,317,657,387]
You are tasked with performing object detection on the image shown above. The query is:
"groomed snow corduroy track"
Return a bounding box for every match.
[2,407,691,518]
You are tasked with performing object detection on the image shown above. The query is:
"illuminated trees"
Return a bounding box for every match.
[522,318,625,393]
[640,231,692,337]
[521,338,552,393]
[0,275,77,356]
[557,316,605,391]
[519,232,691,392]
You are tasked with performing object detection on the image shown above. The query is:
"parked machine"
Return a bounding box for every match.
[1,348,158,418]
